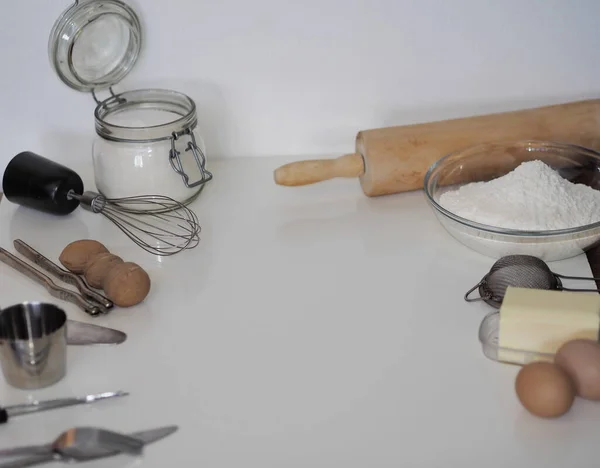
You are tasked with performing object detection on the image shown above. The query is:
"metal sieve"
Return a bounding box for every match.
[464,254,600,308]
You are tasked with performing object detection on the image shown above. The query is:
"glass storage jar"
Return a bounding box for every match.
[93,89,210,203]
[48,0,212,206]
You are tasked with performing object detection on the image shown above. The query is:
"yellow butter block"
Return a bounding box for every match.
[498,286,600,364]
[496,348,554,366]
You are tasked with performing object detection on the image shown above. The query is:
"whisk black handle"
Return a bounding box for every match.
[1,151,84,215]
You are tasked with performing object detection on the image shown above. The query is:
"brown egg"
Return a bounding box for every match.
[515,361,575,418]
[83,253,124,289]
[555,339,600,400]
[103,262,151,307]
[59,240,109,274]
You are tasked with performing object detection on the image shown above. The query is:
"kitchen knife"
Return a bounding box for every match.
[0,391,128,425]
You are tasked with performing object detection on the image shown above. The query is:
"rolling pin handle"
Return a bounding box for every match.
[273,152,365,186]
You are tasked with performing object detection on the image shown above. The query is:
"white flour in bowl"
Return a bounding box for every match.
[438,160,600,231]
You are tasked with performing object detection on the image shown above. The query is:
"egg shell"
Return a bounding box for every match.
[84,253,124,289]
[103,262,151,307]
[555,339,600,400]
[59,239,109,274]
[515,361,575,418]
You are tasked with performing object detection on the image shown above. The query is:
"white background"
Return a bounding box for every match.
[1,0,600,172]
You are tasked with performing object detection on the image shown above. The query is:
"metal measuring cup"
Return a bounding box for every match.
[0,302,67,389]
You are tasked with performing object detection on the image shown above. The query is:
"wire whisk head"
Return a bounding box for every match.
[70,190,202,256]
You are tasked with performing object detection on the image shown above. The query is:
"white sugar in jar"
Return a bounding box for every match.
[48,0,212,206]
[93,89,211,203]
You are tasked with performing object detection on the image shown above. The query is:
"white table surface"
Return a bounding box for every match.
[0,156,598,467]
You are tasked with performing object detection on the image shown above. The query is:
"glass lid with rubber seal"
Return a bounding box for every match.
[48,0,142,97]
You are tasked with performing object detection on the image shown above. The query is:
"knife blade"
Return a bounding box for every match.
[66,320,127,346]
[127,425,179,446]
[0,391,129,424]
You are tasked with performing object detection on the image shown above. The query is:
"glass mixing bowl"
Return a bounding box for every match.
[423,140,600,261]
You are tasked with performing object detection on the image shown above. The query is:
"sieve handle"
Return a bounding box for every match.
[553,271,600,293]
[559,286,600,293]
[554,272,600,282]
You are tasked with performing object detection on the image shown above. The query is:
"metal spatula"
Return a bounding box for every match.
[0,425,177,468]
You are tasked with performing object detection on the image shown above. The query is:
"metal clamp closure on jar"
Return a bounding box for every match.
[170,129,212,188]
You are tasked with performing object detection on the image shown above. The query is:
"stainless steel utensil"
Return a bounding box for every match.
[0,391,128,425]
[67,190,201,256]
[13,240,113,310]
[0,302,67,390]
[0,248,109,317]
[0,427,144,465]
[464,254,600,308]
[0,425,178,468]
[66,320,127,346]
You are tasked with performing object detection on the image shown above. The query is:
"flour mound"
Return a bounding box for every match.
[438,160,600,230]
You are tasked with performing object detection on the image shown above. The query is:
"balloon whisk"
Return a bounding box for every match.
[67,190,200,256]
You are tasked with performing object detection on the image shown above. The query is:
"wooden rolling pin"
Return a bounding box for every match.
[273,99,600,197]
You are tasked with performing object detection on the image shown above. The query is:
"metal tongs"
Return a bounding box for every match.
[0,240,113,316]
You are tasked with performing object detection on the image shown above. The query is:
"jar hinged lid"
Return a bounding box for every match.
[48,0,142,96]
